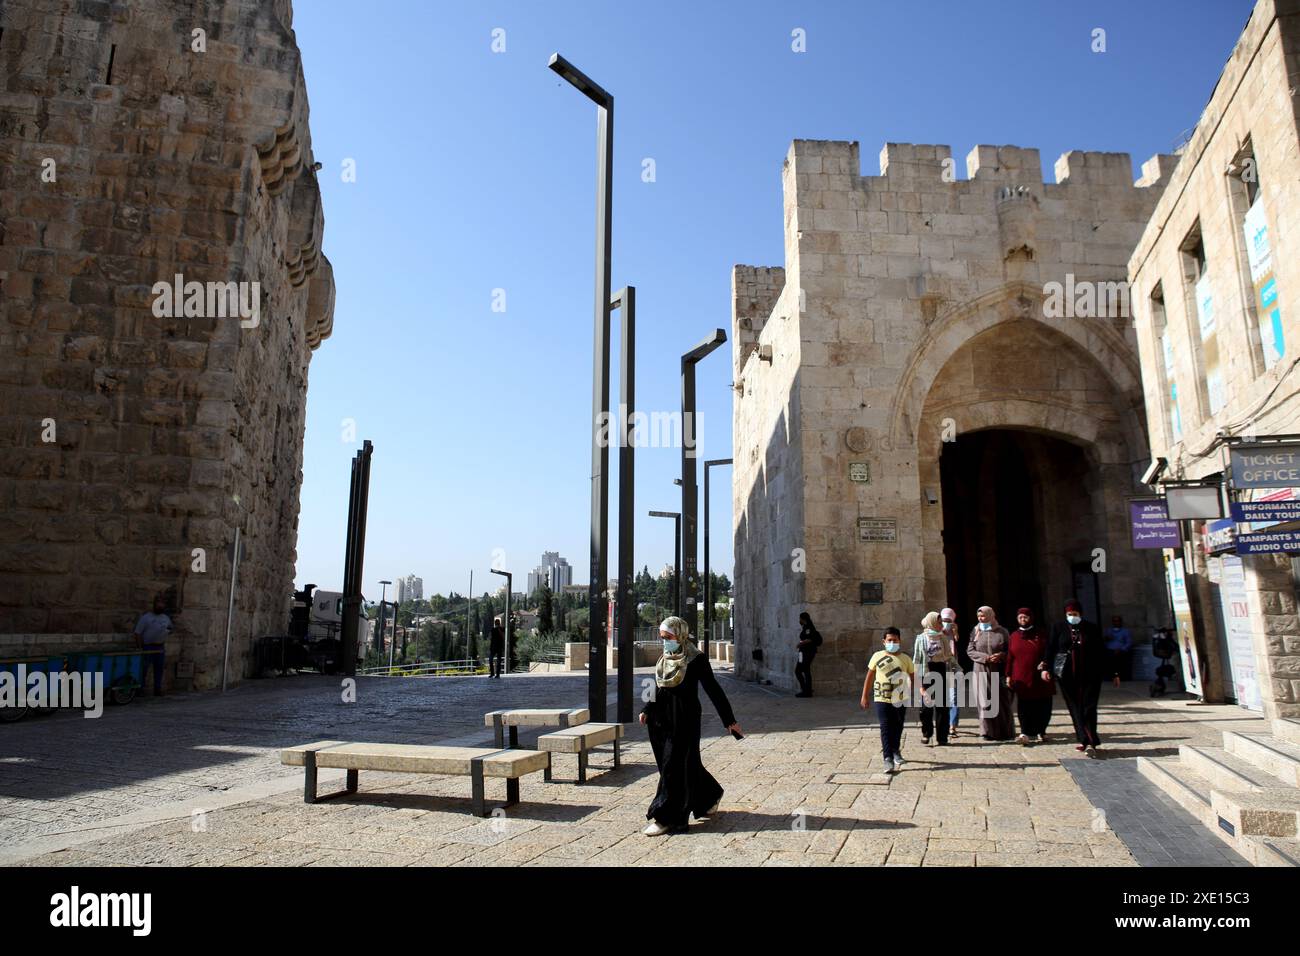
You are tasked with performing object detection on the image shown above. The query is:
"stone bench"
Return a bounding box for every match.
[281,740,550,817]
[484,707,589,748]
[538,722,624,784]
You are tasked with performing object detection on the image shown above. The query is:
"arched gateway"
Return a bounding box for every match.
[732,139,1177,695]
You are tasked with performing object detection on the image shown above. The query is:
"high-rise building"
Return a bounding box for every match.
[395,574,422,604]
[528,552,572,594]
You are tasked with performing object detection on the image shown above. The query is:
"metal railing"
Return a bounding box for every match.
[358,659,485,677]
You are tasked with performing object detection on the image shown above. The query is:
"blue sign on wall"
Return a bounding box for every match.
[1230,443,1300,488]
[1236,530,1300,554]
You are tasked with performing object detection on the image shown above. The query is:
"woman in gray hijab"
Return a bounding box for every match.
[968,605,1014,740]
[638,616,742,836]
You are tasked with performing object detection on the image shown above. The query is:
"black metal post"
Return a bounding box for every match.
[680,332,726,637]
[702,457,732,657]
[614,286,635,723]
[340,440,372,677]
[549,53,614,723]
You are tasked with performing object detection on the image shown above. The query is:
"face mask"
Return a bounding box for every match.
[979,622,992,630]
[925,628,941,638]
[884,641,900,654]
[663,639,680,653]
[942,620,955,630]
[1067,614,1081,626]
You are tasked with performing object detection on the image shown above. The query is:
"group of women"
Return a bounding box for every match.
[912,601,1120,755]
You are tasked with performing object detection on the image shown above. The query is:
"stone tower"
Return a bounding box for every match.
[732,139,1178,694]
[0,0,334,689]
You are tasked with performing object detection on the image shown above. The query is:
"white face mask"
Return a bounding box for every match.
[884,641,900,654]
[1067,614,1081,626]
[979,622,992,630]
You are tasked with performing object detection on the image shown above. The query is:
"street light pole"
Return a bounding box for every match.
[680,330,727,638]
[378,580,391,658]
[702,457,732,657]
[649,510,681,616]
[548,52,617,723]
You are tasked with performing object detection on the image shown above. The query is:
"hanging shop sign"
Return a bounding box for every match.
[1216,555,1263,712]
[857,517,897,542]
[1229,442,1300,488]
[1237,529,1300,554]
[1203,518,1237,555]
[1129,498,1180,549]
[1230,496,1300,525]
[859,581,883,605]
[848,462,871,483]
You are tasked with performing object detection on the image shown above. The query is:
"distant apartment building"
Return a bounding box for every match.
[395,574,423,604]
[527,552,572,594]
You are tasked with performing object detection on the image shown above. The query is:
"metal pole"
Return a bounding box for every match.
[674,514,681,617]
[221,526,241,693]
[681,362,696,633]
[467,570,474,664]
[702,458,732,657]
[615,287,636,723]
[504,573,513,675]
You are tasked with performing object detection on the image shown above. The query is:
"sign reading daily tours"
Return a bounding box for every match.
[1230,497,1300,524]
[1128,498,1180,549]
[1229,442,1300,488]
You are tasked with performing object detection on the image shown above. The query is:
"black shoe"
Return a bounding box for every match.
[795,692,810,698]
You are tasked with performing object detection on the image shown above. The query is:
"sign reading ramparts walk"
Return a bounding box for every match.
[1230,442,1300,488]
[1237,530,1300,554]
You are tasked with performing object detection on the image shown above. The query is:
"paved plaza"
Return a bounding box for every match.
[0,669,1261,866]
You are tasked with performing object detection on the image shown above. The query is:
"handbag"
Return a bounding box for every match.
[1052,651,1069,679]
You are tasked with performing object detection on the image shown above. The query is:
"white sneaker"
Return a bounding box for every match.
[643,821,670,836]
[892,756,905,771]
[1016,734,1029,745]
[1085,745,1098,759]
[1036,734,1047,743]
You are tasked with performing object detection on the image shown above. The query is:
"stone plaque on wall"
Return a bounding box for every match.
[859,581,884,604]
[857,518,897,542]
[849,462,871,483]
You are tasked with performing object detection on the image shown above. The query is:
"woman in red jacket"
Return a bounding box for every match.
[1006,608,1053,744]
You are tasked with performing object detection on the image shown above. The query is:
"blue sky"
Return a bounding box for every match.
[290,0,1255,598]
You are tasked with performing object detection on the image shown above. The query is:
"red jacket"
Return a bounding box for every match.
[1007,629,1054,699]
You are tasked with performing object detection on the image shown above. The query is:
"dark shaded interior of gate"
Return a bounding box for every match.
[940,428,1098,630]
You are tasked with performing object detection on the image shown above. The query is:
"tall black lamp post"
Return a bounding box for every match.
[649,510,681,616]
[702,457,732,656]
[490,568,512,674]
[680,331,726,638]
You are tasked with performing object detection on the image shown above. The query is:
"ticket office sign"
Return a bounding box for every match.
[1229,443,1300,488]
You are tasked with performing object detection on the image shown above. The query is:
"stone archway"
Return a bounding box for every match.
[914,317,1159,632]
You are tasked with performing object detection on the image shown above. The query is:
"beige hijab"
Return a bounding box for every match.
[655,616,701,688]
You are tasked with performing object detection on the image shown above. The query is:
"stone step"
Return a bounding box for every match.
[1274,718,1300,748]
[1179,744,1276,793]
[1223,731,1300,787]
[1136,755,1213,824]
[1210,788,1300,840]
[1254,837,1300,868]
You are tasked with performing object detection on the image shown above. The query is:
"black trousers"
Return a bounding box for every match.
[1016,695,1053,737]
[795,653,814,695]
[489,652,503,678]
[1061,679,1102,746]
[918,661,949,743]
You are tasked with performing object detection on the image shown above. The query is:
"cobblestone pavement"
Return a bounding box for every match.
[1,670,1267,866]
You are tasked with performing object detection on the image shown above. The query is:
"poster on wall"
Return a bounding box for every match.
[1167,555,1203,696]
[1243,196,1284,368]
[1196,271,1226,414]
[1217,555,1263,711]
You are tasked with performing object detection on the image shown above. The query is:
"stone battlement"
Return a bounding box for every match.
[788,138,1178,192]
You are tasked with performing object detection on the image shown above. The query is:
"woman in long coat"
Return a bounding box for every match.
[639,616,742,835]
[967,605,1014,740]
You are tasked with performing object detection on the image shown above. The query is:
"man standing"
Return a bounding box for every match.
[1105,615,1133,681]
[794,612,822,698]
[489,618,505,679]
[1045,599,1119,757]
[133,595,172,696]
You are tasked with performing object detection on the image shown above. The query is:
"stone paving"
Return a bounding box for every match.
[0,669,1266,866]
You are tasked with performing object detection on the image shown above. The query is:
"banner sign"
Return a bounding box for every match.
[1237,530,1300,554]
[1204,518,1236,555]
[1229,443,1300,488]
[1129,498,1180,549]
[1243,196,1284,368]
[1167,556,1202,696]
[1230,498,1300,524]
[1217,555,1263,712]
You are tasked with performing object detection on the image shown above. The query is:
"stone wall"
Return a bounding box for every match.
[0,0,334,690]
[734,137,1174,695]
[1129,0,1300,719]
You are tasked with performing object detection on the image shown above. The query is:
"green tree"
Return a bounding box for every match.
[539,584,554,635]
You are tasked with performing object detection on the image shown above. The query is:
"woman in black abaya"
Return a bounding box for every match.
[639,616,743,836]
